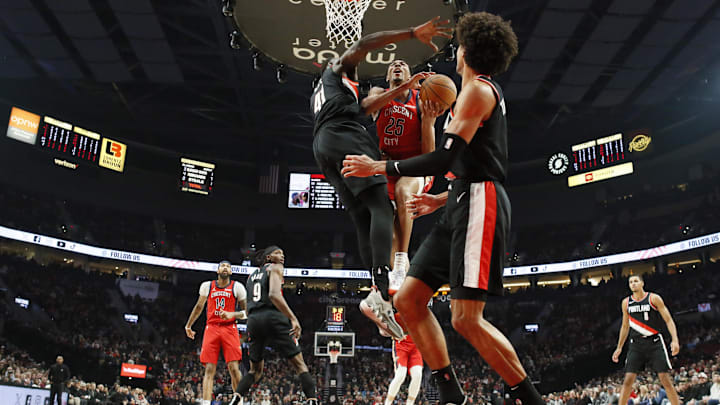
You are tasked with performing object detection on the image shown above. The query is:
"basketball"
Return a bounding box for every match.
[420,74,457,111]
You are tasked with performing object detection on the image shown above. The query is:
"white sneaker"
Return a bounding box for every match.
[229,393,243,405]
[389,253,408,295]
[361,287,404,340]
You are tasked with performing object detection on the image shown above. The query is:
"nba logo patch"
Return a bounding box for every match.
[444,138,454,150]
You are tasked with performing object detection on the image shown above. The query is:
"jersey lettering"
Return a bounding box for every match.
[312,81,326,115]
[253,282,262,302]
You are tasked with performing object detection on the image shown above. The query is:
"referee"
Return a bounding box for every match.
[612,275,680,405]
[48,355,71,405]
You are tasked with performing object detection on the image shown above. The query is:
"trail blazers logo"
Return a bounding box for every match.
[100,138,127,172]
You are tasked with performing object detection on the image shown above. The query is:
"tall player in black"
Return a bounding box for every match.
[342,12,544,405]
[229,246,317,405]
[310,17,451,340]
[612,275,680,405]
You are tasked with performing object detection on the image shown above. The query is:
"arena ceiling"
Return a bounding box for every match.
[1,0,720,168]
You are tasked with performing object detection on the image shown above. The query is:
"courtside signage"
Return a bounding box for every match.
[6,106,41,144]
[1,225,717,278]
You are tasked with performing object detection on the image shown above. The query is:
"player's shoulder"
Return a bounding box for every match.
[369,86,385,96]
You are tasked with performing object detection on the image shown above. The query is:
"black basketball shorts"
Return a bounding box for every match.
[247,309,301,362]
[313,120,387,209]
[625,334,673,374]
[408,180,510,300]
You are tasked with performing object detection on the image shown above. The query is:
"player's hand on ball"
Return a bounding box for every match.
[671,340,680,355]
[342,154,380,178]
[185,327,196,340]
[419,98,445,119]
[404,72,434,91]
[406,193,442,218]
[290,318,302,339]
[611,348,621,363]
[412,16,453,52]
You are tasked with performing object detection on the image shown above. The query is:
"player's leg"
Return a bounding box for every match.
[618,373,638,405]
[392,177,424,272]
[387,342,408,405]
[657,373,679,405]
[385,366,408,405]
[449,299,527,384]
[221,325,244,391]
[407,365,423,405]
[200,327,222,403]
[288,353,318,403]
[203,362,217,403]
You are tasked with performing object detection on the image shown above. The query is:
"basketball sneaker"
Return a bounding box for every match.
[228,393,243,405]
[361,287,404,340]
[388,252,408,295]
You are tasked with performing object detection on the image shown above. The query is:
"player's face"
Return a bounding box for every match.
[386,60,410,83]
[628,276,643,292]
[217,262,232,278]
[267,249,285,265]
[456,45,466,74]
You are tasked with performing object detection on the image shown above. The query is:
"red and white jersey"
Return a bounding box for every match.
[200,280,246,325]
[376,89,423,160]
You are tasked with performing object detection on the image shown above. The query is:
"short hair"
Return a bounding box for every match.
[629,274,644,282]
[456,12,519,76]
[218,260,231,266]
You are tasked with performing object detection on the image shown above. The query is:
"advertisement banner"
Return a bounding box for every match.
[120,363,147,378]
[0,384,68,405]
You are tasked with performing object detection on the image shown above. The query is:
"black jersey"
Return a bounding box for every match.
[627,292,665,339]
[311,66,362,135]
[246,264,278,314]
[443,75,508,183]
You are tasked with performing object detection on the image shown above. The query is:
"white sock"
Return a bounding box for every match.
[407,366,422,405]
[393,252,408,273]
[385,367,407,405]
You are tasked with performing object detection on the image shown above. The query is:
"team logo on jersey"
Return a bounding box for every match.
[547,153,569,175]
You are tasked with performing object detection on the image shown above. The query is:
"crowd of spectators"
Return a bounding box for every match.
[1,250,718,404]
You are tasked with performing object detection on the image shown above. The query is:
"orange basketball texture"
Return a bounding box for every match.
[419,74,457,109]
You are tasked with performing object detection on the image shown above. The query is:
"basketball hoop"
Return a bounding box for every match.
[323,0,372,47]
[327,340,342,364]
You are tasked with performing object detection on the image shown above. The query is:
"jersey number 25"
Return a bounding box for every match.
[384,117,405,136]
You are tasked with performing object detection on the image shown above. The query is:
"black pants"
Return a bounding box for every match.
[50,384,63,405]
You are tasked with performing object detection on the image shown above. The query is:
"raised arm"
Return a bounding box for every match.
[612,298,630,362]
[268,264,302,339]
[361,73,433,116]
[334,17,452,77]
[651,293,679,355]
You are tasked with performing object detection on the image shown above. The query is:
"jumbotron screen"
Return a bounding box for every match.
[180,158,215,195]
[38,116,101,163]
[288,173,343,209]
[547,131,652,188]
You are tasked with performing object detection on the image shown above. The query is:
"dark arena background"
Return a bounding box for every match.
[1,0,720,404]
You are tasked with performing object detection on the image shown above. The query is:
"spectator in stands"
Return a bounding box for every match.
[49,355,71,405]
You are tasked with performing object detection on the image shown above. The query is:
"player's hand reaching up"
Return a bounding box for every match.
[419,98,445,118]
[290,318,302,339]
[402,72,434,91]
[412,16,453,52]
[185,326,196,340]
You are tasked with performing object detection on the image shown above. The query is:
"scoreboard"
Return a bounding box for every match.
[288,172,343,209]
[547,131,651,188]
[180,157,215,195]
[39,116,101,163]
[326,305,345,332]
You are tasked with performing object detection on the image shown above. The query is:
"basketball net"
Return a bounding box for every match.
[328,341,342,364]
[323,0,372,47]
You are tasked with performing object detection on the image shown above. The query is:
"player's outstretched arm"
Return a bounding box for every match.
[336,17,451,76]
[361,72,434,116]
[185,293,208,340]
[267,264,302,339]
[612,298,630,362]
[651,293,680,355]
